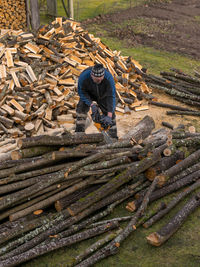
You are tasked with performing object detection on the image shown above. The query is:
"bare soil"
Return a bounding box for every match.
[83,0,200,137]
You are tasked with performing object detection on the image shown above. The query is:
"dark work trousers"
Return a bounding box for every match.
[75,100,118,139]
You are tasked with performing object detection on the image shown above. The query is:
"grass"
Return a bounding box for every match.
[22,191,200,267]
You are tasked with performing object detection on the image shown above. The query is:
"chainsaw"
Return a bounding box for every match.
[91,107,114,144]
[94,121,113,144]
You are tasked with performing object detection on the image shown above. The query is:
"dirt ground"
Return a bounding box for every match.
[83,0,200,137]
[83,0,200,60]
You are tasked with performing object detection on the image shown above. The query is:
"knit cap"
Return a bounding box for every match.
[91,64,105,77]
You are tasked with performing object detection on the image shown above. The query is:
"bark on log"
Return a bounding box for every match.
[149,100,193,112]
[0,222,119,267]
[157,149,200,186]
[11,146,57,160]
[146,192,200,246]
[0,151,107,211]
[74,177,158,267]
[17,133,104,149]
[167,110,200,117]
[71,229,122,266]
[132,170,200,212]
[9,177,95,221]
[143,179,200,228]
[145,150,185,181]
[67,145,163,216]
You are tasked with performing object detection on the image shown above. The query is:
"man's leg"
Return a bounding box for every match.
[108,113,118,139]
[75,100,90,132]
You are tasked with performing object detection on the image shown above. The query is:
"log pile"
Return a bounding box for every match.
[0,17,152,141]
[145,68,200,116]
[0,0,27,30]
[0,116,200,266]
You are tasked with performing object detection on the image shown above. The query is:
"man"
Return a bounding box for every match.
[75,63,118,139]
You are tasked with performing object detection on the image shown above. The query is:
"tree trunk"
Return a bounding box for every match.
[122,115,155,142]
[17,133,104,149]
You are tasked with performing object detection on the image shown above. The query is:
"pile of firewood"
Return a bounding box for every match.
[145,68,200,116]
[0,0,27,30]
[0,17,152,140]
[0,115,200,266]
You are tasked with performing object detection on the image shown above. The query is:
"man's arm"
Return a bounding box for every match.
[78,69,93,107]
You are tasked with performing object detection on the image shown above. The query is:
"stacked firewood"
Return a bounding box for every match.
[0,0,27,29]
[0,17,152,140]
[0,116,200,266]
[145,68,200,116]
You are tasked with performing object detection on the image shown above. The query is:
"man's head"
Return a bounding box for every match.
[91,64,105,84]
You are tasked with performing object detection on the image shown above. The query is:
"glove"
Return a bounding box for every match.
[100,115,113,129]
[91,104,100,122]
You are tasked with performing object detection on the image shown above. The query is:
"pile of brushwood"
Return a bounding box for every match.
[145,68,200,116]
[0,115,200,266]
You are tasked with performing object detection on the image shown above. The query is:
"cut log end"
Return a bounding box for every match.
[145,168,157,181]
[55,200,61,212]
[146,232,162,246]
[157,174,166,187]
[126,201,136,212]
[11,150,22,160]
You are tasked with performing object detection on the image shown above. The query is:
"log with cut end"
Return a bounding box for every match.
[146,192,200,246]
[122,115,155,142]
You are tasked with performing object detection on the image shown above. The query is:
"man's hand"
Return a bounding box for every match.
[91,104,100,122]
[100,115,113,129]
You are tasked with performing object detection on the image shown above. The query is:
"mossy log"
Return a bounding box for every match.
[149,100,192,112]
[167,110,200,117]
[67,146,163,216]
[0,222,119,267]
[9,177,95,221]
[146,192,200,246]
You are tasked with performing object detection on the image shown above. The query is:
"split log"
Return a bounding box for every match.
[146,192,200,246]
